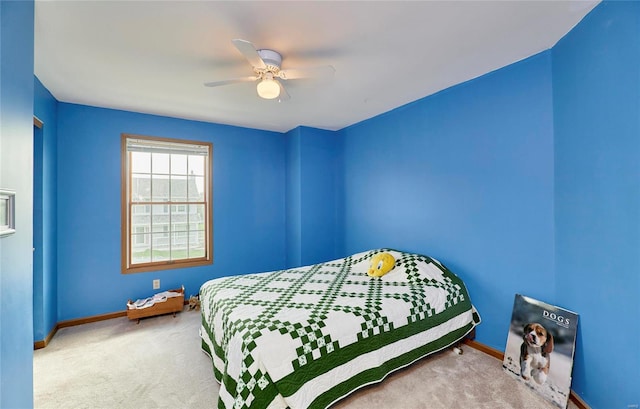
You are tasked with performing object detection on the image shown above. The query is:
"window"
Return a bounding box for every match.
[121,134,213,273]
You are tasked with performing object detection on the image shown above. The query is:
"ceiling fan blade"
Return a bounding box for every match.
[203,76,258,87]
[232,39,267,69]
[277,65,335,81]
[277,81,290,101]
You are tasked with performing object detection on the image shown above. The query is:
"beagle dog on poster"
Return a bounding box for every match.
[502,294,578,408]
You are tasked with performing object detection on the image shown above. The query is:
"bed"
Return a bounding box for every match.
[199,248,480,409]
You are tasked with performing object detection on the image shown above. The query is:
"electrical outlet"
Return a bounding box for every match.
[153,279,160,290]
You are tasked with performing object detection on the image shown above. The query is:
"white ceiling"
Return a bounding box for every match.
[34,1,599,133]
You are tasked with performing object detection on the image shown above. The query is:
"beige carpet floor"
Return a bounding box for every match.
[34,309,579,409]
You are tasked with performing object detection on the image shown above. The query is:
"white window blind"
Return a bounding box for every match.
[126,138,209,156]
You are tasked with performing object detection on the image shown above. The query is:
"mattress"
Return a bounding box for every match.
[200,249,480,409]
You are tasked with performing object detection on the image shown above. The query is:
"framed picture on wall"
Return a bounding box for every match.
[0,189,16,237]
[503,294,579,408]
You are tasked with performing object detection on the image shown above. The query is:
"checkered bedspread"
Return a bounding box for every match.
[200,249,480,409]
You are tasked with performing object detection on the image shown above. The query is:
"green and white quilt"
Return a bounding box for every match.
[200,249,480,409]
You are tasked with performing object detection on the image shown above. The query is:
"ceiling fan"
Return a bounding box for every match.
[204,39,335,101]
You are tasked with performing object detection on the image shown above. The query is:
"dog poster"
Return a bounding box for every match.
[502,294,579,408]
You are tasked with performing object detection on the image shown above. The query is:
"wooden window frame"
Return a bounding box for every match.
[121,133,213,274]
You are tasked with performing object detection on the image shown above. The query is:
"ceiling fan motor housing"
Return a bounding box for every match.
[257,49,282,71]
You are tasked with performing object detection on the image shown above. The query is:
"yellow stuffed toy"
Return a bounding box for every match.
[367,252,395,277]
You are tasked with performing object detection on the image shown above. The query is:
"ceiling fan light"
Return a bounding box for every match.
[257,78,280,99]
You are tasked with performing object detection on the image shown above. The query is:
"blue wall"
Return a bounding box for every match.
[33,77,58,342]
[342,52,556,346]
[0,1,35,407]
[285,128,303,267]
[337,2,640,407]
[55,103,287,320]
[552,2,640,407]
[285,127,343,267]
[298,127,343,265]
